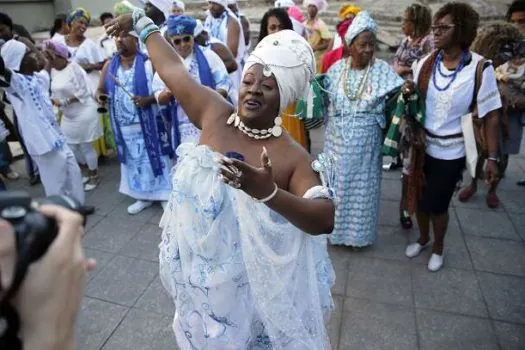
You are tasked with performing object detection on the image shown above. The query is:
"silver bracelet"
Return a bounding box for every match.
[135,16,155,35]
[253,183,279,203]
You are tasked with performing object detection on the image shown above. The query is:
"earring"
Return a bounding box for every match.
[227,110,241,127]
[272,116,283,137]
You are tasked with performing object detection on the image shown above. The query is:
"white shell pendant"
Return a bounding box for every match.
[263,65,272,77]
[272,126,283,137]
[234,115,241,127]
[274,116,283,126]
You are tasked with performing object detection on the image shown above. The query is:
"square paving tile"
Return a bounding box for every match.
[118,223,162,262]
[360,226,410,262]
[76,297,129,350]
[466,236,525,277]
[84,248,115,282]
[83,218,145,253]
[135,276,174,316]
[86,187,126,216]
[339,297,417,350]
[86,256,158,306]
[416,309,498,350]
[499,190,525,214]
[85,214,105,232]
[379,200,403,228]
[380,178,402,201]
[455,207,521,241]
[478,272,525,324]
[493,321,525,350]
[101,308,177,350]
[412,267,488,317]
[346,257,412,306]
[509,213,525,241]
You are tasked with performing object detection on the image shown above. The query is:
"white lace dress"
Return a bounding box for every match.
[159,143,335,349]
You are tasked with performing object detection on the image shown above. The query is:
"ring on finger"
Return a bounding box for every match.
[231,166,242,178]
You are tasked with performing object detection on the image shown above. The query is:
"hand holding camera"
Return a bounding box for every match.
[0,192,95,350]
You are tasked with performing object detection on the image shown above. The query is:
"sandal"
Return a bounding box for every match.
[400,210,413,230]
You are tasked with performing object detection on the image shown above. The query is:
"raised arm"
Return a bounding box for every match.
[226,16,241,58]
[106,14,232,129]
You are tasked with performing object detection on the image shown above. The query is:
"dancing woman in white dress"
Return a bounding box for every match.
[107,11,336,349]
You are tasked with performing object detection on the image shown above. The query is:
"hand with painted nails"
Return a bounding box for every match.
[218,146,278,202]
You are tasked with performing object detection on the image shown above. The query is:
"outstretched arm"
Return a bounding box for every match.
[106,14,232,129]
[212,42,238,73]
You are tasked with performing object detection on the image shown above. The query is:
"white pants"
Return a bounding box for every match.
[33,147,85,204]
[69,142,98,171]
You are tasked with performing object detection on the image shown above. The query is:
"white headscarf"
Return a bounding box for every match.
[303,0,328,13]
[207,0,229,7]
[194,19,205,37]
[243,29,315,112]
[227,0,237,5]
[344,11,377,45]
[172,0,185,11]
[145,0,172,19]
[0,40,27,72]
[274,0,295,8]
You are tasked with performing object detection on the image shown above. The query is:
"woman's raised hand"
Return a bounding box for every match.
[218,147,277,201]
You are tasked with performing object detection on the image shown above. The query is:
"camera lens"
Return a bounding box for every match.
[1,206,27,220]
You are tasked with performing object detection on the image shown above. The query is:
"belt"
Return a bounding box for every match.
[425,129,463,140]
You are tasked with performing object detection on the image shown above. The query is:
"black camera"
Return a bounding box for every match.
[0,191,86,349]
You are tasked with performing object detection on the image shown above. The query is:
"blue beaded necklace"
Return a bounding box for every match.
[431,50,469,91]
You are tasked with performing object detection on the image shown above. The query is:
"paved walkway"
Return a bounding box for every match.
[5,131,525,349]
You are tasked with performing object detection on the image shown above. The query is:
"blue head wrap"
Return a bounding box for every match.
[167,15,196,36]
[67,8,91,25]
[344,11,377,45]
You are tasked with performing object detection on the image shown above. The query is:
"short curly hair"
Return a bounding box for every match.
[405,4,432,38]
[434,2,480,50]
[471,22,524,67]
[507,0,525,21]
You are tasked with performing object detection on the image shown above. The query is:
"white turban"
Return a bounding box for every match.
[0,40,27,72]
[303,0,327,13]
[194,19,205,37]
[274,0,295,8]
[172,0,185,11]
[207,0,229,7]
[145,0,172,19]
[345,11,377,45]
[243,29,315,112]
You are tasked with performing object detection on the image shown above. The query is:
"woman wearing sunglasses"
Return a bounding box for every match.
[153,15,231,149]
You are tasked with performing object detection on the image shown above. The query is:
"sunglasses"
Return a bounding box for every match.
[172,36,192,46]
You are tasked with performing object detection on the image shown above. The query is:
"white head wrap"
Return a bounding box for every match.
[344,10,377,45]
[207,0,229,7]
[227,0,237,5]
[242,30,315,112]
[303,0,327,13]
[0,40,27,72]
[274,0,295,8]
[145,0,172,19]
[194,19,206,37]
[172,0,185,11]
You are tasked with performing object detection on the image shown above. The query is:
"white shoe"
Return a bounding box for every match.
[428,253,444,272]
[127,200,153,215]
[161,201,168,211]
[405,241,430,258]
[84,182,98,192]
[82,176,89,185]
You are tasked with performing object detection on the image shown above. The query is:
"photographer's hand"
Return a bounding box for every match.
[0,205,96,350]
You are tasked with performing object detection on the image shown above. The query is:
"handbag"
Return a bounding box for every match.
[461,58,488,178]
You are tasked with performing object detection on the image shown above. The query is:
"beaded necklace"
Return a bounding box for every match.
[431,50,469,91]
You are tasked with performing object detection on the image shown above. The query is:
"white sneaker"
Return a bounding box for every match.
[405,241,430,258]
[82,176,89,185]
[428,253,444,272]
[127,200,153,215]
